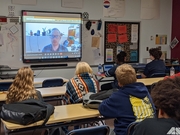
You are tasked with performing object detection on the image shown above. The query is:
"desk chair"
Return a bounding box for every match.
[150,73,166,78]
[126,121,140,135]
[42,78,64,87]
[42,78,65,103]
[67,125,110,135]
[0,82,12,91]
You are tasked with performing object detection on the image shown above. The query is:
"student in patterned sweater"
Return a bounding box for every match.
[63,62,99,104]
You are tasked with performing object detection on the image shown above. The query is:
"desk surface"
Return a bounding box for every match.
[137,77,163,86]
[2,104,100,130]
[96,73,163,86]
[0,77,69,85]
[0,86,66,102]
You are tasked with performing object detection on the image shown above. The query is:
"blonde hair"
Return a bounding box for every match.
[115,64,137,86]
[6,67,38,104]
[75,62,93,75]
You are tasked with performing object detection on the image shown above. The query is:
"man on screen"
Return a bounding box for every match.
[42,28,68,52]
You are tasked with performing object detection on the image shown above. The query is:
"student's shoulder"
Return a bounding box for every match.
[44,44,51,48]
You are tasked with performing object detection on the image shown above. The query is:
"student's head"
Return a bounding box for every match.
[116,51,127,64]
[6,67,37,104]
[149,48,162,60]
[151,77,180,120]
[115,64,137,87]
[50,28,62,47]
[75,62,93,75]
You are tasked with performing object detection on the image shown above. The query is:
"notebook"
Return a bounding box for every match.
[103,64,114,72]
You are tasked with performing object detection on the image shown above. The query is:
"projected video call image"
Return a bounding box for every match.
[25,23,81,53]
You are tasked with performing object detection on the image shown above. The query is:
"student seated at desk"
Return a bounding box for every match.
[98,64,155,135]
[6,67,43,104]
[63,62,99,104]
[133,77,180,135]
[101,51,127,90]
[141,48,166,78]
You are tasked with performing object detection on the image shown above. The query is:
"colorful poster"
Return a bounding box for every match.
[106,48,113,62]
[130,50,137,61]
[108,24,117,33]
[108,34,117,43]
[118,25,127,34]
[118,34,128,43]
[155,34,167,45]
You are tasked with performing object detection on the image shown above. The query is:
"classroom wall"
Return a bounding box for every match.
[0,0,172,78]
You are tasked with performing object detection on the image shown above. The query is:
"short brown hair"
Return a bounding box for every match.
[75,62,93,75]
[149,48,162,60]
[151,77,180,120]
[115,64,137,86]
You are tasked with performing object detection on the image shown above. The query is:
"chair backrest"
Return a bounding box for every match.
[0,82,12,91]
[126,121,140,135]
[42,78,64,88]
[67,125,110,135]
[150,73,166,78]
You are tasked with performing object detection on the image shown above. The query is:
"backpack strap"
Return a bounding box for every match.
[42,104,53,125]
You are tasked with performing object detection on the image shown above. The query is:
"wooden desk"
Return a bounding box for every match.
[137,77,163,86]
[0,86,66,102]
[0,77,69,85]
[37,86,66,97]
[1,104,100,131]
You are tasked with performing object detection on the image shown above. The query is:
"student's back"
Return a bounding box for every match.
[63,62,99,104]
[141,48,166,78]
[133,77,180,135]
[101,51,127,90]
[144,59,166,77]
[99,64,155,135]
[6,67,43,104]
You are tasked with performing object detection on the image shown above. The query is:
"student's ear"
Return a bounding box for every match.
[158,109,169,118]
[118,82,123,87]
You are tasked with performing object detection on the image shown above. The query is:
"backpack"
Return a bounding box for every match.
[0,99,55,125]
[83,88,118,109]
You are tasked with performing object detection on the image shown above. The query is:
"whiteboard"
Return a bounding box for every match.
[0,18,104,68]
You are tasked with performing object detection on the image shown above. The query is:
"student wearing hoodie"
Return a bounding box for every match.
[98,64,155,135]
[133,77,180,135]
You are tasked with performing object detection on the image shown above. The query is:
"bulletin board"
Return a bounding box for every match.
[104,21,140,63]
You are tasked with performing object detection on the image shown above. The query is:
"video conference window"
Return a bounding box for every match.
[22,10,82,63]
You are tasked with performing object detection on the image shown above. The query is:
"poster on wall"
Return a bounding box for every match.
[170,37,179,49]
[155,34,167,45]
[106,48,113,62]
[103,0,125,18]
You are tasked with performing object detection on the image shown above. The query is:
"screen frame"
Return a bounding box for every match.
[21,10,82,63]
